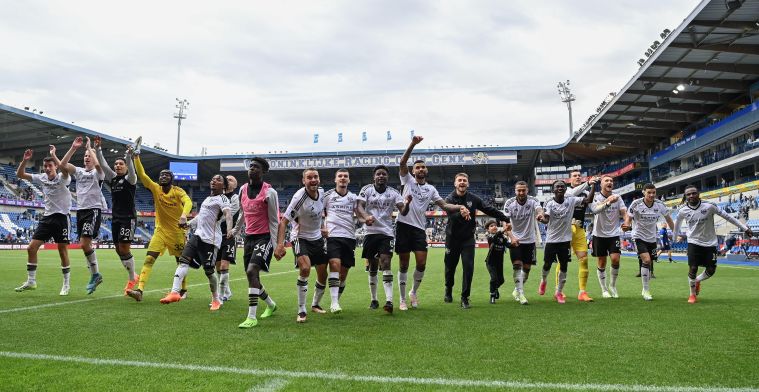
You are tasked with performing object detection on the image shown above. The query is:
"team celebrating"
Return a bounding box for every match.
[14,135,754,327]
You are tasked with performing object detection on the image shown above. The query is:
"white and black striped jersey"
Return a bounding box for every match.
[190,193,231,248]
[358,184,404,237]
[544,196,585,243]
[503,196,541,244]
[397,172,442,230]
[591,192,627,237]
[628,198,670,243]
[674,201,747,247]
[284,187,325,241]
[220,191,240,235]
[32,173,72,216]
[73,167,106,210]
[324,188,358,240]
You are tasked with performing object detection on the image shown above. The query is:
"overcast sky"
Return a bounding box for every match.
[1,0,701,156]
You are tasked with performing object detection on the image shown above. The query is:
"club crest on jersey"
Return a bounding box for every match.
[466,201,472,208]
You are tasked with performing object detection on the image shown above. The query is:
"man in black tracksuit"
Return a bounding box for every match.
[444,173,512,308]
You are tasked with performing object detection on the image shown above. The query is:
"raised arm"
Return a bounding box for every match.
[95,142,116,180]
[133,154,158,191]
[399,136,423,177]
[85,137,103,176]
[59,136,82,176]
[124,148,137,185]
[16,149,34,181]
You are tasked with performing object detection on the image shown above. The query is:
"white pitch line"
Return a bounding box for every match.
[0,351,757,392]
[0,270,295,315]
[248,378,290,392]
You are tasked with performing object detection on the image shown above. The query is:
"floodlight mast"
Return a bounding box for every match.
[174,98,190,155]
[557,80,575,138]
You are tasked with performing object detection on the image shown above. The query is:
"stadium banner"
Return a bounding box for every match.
[0,198,112,214]
[0,198,44,208]
[0,244,28,250]
[221,151,517,171]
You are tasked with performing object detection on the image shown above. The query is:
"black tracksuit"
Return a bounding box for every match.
[485,231,508,293]
[444,191,508,300]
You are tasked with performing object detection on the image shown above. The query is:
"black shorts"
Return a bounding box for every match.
[394,222,427,253]
[181,235,218,270]
[216,235,237,264]
[635,239,658,260]
[111,217,136,243]
[509,243,537,265]
[362,234,394,259]
[293,237,327,267]
[327,237,357,268]
[76,208,102,239]
[660,242,671,251]
[32,213,70,244]
[687,244,718,268]
[592,236,621,257]
[544,242,572,264]
[243,234,273,272]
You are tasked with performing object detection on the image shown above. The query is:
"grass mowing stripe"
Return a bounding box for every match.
[0,270,296,314]
[248,378,290,392]
[0,351,757,392]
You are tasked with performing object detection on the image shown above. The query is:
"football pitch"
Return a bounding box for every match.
[1,248,758,392]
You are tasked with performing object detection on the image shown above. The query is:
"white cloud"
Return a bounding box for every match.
[0,0,701,155]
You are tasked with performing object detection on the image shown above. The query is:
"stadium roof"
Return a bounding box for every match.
[565,0,759,159]
[0,101,556,182]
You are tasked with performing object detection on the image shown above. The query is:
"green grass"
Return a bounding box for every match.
[1,248,758,391]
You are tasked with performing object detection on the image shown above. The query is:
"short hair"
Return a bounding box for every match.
[336,168,349,175]
[114,157,127,165]
[373,165,389,175]
[159,169,174,182]
[643,183,656,191]
[569,170,582,176]
[485,220,497,228]
[601,174,614,181]
[225,175,237,189]
[249,157,270,172]
[454,173,468,180]
[302,167,318,177]
[42,157,56,165]
[214,174,228,190]
[413,159,425,165]
[685,184,699,193]
[552,180,567,188]
[515,181,528,187]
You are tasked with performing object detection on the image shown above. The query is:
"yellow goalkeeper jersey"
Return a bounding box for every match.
[134,156,193,236]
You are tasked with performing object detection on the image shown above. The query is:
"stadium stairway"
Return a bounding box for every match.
[19,178,43,198]
[0,214,21,235]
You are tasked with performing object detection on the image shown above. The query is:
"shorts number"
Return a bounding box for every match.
[61,229,68,237]
[207,251,215,261]
[226,245,234,254]
[120,228,132,237]
[82,223,93,233]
